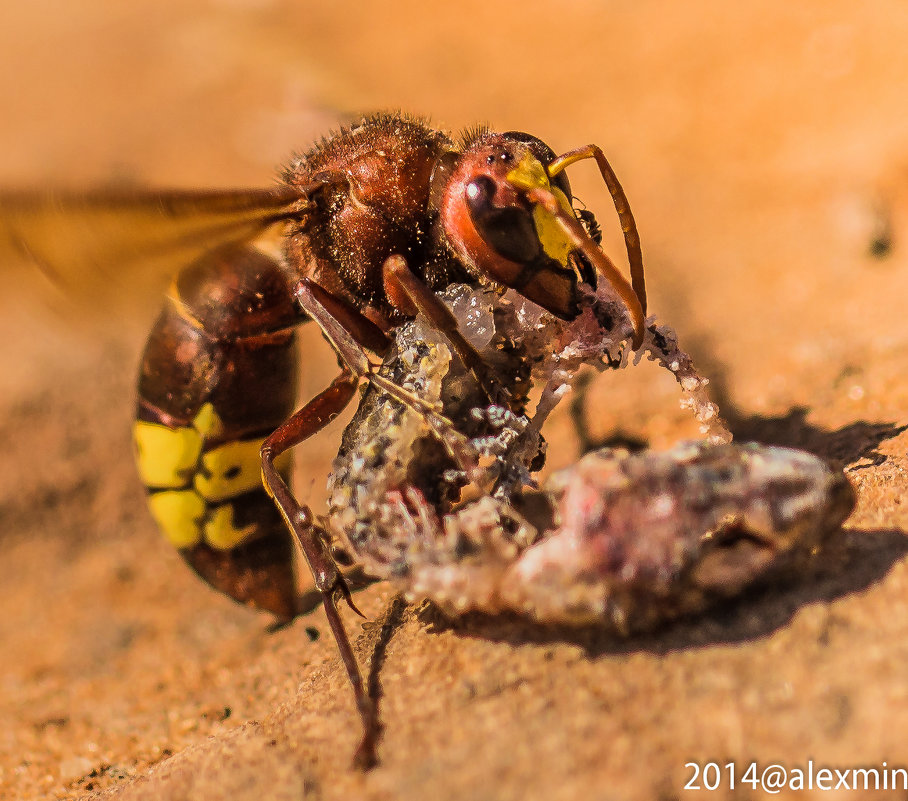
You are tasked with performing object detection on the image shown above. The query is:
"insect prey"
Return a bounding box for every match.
[327,281,854,632]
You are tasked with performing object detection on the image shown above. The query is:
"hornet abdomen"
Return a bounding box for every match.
[133,244,302,619]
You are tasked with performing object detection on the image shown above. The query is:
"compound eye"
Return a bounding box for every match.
[466,174,496,206]
[465,175,541,265]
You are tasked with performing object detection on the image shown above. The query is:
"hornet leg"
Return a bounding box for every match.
[260,370,382,769]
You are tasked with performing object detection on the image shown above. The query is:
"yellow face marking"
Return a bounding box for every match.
[532,189,575,266]
[196,440,292,503]
[203,503,258,550]
[133,421,203,488]
[506,153,577,267]
[506,152,551,192]
[146,490,205,548]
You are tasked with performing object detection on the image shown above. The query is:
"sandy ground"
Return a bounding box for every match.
[2,2,908,799]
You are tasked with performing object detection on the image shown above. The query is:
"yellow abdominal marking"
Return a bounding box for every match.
[134,403,291,549]
[146,490,206,549]
[203,504,258,550]
[133,422,202,488]
[506,153,576,267]
[166,280,207,332]
[196,443,292,503]
[191,401,224,438]
[133,403,221,488]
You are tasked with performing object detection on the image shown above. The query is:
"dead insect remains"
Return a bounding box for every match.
[329,282,854,631]
[1,112,855,769]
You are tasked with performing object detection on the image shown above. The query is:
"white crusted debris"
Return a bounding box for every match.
[324,283,852,629]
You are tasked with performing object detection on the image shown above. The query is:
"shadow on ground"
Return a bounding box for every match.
[724,406,904,469]
[689,347,906,466]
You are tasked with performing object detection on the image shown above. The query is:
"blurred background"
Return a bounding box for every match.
[2,1,908,799]
[3,0,907,416]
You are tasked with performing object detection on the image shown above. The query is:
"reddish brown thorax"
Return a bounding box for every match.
[283,116,456,328]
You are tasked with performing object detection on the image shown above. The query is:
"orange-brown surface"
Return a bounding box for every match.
[2,2,908,799]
